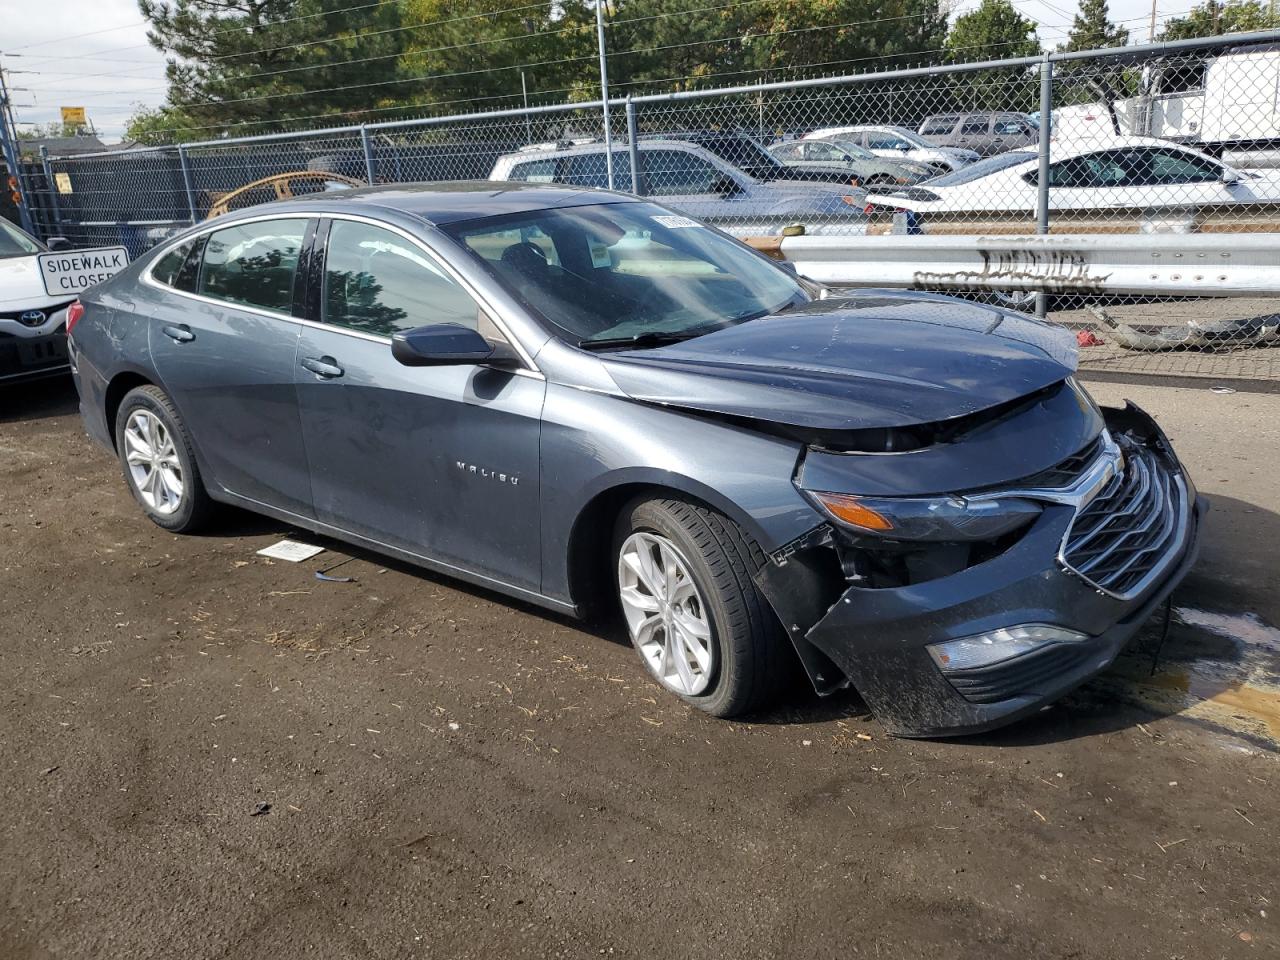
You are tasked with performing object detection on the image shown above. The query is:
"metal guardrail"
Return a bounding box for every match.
[753,233,1280,297]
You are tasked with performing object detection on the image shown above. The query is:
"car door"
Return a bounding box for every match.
[293,216,545,590]
[990,116,1035,153]
[956,115,995,155]
[147,216,315,517]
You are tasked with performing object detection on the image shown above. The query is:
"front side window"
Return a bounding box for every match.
[994,119,1030,135]
[642,150,725,195]
[868,134,911,151]
[322,220,485,337]
[446,201,808,346]
[199,219,307,313]
[805,141,841,162]
[1147,148,1221,184]
[772,142,801,160]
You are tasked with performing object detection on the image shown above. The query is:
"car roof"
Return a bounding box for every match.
[214,180,639,226]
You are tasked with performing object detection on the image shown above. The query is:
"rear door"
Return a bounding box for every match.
[956,115,995,155]
[148,216,314,517]
[293,217,545,590]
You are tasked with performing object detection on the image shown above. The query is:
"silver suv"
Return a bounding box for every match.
[917,112,1039,156]
[489,140,867,236]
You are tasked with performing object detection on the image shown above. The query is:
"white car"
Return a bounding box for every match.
[767,138,935,185]
[802,125,980,173]
[489,140,868,236]
[864,137,1280,220]
[0,219,77,385]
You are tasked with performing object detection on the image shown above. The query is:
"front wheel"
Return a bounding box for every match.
[614,496,787,717]
[114,384,213,533]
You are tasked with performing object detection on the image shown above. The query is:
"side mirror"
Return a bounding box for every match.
[392,323,517,367]
[709,174,743,197]
[841,153,854,163]
[1221,168,1241,184]
[46,237,72,252]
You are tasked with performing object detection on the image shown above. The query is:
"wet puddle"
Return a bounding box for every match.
[1095,607,1280,747]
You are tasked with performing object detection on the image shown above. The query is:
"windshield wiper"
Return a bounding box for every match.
[578,331,704,351]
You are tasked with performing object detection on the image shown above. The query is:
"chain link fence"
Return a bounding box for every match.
[16,30,1280,383]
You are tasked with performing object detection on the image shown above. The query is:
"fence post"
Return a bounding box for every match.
[178,146,198,224]
[39,145,63,237]
[360,125,377,183]
[625,96,641,195]
[1035,54,1053,319]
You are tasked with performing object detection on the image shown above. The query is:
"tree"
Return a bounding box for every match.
[123,104,200,145]
[944,0,1041,109]
[16,121,93,140]
[1159,0,1280,40]
[139,0,407,137]
[1061,0,1128,53]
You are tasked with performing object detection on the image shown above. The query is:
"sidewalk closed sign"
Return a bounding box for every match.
[37,247,129,296]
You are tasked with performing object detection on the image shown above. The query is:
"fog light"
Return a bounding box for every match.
[927,624,1088,671]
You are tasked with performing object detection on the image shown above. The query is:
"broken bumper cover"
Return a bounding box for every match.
[805,494,1204,737]
[757,403,1206,738]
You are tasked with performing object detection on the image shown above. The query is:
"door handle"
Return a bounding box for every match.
[161,323,194,343]
[301,356,344,379]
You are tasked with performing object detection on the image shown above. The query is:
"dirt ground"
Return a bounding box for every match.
[1,375,1277,960]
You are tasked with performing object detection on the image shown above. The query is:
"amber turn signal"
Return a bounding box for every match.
[810,492,894,532]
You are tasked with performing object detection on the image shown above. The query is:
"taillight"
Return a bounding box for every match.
[65,301,85,336]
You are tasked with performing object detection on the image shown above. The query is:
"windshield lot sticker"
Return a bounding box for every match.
[652,214,700,229]
[37,247,129,297]
[589,242,612,268]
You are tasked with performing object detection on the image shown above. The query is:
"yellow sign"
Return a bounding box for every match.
[60,106,87,125]
[55,172,73,195]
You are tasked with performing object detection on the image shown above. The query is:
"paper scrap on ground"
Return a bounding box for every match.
[257,540,324,562]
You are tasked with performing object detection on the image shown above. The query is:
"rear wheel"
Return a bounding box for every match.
[614,496,787,717]
[114,385,212,533]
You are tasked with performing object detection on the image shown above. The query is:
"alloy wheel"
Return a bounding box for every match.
[123,410,184,515]
[618,532,715,696]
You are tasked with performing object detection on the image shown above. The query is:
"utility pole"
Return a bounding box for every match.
[0,54,37,234]
[595,0,615,190]
[1148,0,1158,42]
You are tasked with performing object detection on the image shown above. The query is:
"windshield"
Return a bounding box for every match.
[445,201,809,347]
[884,128,929,148]
[695,135,785,178]
[0,218,43,259]
[927,151,1035,186]
[825,139,878,161]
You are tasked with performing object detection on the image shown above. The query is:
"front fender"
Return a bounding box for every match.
[538,382,824,605]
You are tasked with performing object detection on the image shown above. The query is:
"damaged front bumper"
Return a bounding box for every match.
[756,402,1206,738]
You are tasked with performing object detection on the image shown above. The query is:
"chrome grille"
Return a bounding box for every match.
[1061,445,1186,599]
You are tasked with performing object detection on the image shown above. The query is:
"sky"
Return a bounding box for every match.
[0,0,1207,143]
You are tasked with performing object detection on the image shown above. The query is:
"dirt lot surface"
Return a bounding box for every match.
[2,376,1277,960]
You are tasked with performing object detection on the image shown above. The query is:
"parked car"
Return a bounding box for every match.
[489,140,866,235]
[1,218,76,385]
[802,124,980,173]
[69,182,1203,737]
[642,130,861,186]
[917,112,1039,156]
[864,137,1280,222]
[768,137,935,185]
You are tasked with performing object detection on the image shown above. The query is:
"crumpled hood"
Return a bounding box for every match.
[599,291,1078,431]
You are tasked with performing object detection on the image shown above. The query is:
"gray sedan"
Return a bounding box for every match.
[68,182,1202,737]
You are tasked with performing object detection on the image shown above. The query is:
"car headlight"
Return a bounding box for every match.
[807,491,1041,541]
[927,624,1089,671]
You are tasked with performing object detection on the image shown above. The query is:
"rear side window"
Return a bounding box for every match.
[961,117,989,135]
[199,219,307,314]
[151,238,202,293]
[994,119,1030,135]
[563,152,632,189]
[508,157,557,183]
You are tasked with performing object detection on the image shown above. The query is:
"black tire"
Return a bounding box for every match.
[613,496,788,717]
[114,384,213,533]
